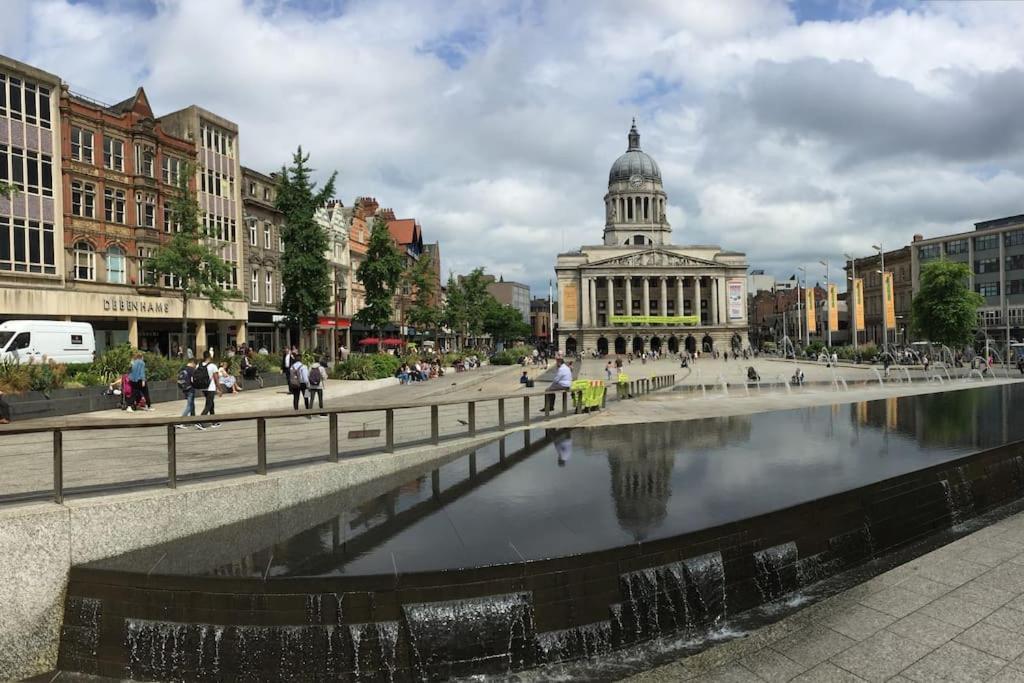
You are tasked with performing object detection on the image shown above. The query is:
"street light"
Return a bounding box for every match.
[819,258,831,349]
[797,265,809,348]
[872,243,888,355]
[843,252,858,350]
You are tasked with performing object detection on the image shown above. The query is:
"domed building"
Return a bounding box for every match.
[555,121,749,356]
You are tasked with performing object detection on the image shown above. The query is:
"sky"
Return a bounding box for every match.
[4,0,1024,295]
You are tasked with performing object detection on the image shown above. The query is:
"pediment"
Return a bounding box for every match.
[587,249,721,269]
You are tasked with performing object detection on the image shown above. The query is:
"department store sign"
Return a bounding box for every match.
[102,296,173,314]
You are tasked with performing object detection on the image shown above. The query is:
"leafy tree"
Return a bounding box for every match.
[149,163,235,356]
[442,272,467,350]
[276,146,337,348]
[443,267,493,348]
[483,298,530,344]
[404,251,440,333]
[355,216,404,350]
[911,260,984,348]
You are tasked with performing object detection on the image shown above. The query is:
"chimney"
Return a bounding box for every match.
[912,234,923,242]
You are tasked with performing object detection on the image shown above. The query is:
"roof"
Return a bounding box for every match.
[386,218,421,246]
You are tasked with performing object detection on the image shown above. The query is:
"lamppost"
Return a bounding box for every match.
[819,258,831,349]
[844,252,858,350]
[872,243,888,355]
[797,265,809,348]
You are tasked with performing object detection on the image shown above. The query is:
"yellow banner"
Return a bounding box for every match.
[610,314,700,325]
[828,283,839,332]
[562,284,578,323]
[805,287,816,335]
[853,278,865,332]
[883,271,896,329]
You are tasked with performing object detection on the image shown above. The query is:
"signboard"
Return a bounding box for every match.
[828,284,839,332]
[883,271,896,329]
[317,317,351,328]
[562,283,579,323]
[727,279,744,320]
[853,278,865,332]
[610,314,700,325]
[805,287,816,335]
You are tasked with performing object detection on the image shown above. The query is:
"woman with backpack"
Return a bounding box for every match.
[307,359,328,417]
[288,354,310,413]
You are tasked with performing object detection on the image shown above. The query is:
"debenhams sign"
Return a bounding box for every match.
[102,296,173,314]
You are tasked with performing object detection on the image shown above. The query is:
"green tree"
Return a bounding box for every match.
[483,298,530,344]
[911,260,984,348]
[404,251,440,333]
[442,272,467,350]
[443,268,493,349]
[355,216,404,350]
[149,163,235,355]
[276,146,337,349]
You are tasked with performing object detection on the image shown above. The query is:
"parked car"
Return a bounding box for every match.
[0,320,96,364]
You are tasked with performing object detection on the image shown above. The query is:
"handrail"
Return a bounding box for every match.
[0,374,678,505]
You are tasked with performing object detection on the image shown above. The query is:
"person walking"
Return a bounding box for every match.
[288,354,310,413]
[544,356,573,412]
[308,359,327,416]
[195,352,220,429]
[176,359,196,429]
[127,351,153,412]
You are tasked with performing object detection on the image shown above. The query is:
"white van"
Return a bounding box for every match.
[0,321,96,364]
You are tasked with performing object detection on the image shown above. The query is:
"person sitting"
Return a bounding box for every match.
[217,362,241,394]
[520,370,529,384]
[791,368,805,386]
[747,366,761,383]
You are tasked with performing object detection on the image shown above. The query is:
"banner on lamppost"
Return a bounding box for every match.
[883,271,896,329]
[805,287,816,334]
[853,278,865,331]
[828,283,839,332]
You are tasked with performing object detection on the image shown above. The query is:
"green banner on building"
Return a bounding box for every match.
[609,314,700,325]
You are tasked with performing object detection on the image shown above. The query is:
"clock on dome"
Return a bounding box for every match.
[629,174,643,189]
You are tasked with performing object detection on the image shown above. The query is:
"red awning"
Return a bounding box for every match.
[357,337,380,346]
[380,338,405,347]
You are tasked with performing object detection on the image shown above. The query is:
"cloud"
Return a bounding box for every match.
[3,0,1024,294]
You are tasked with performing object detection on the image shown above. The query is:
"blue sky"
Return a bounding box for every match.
[4,0,1024,295]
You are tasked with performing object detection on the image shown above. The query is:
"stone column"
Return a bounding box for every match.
[607,276,615,321]
[694,277,702,324]
[624,276,632,316]
[710,279,719,325]
[642,277,651,318]
[581,275,591,326]
[195,319,207,358]
[128,317,139,349]
[676,277,684,317]
[590,278,598,326]
[719,277,729,325]
[236,321,247,347]
[659,277,668,317]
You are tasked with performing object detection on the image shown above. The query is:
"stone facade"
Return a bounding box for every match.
[556,123,749,356]
[241,166,284,352]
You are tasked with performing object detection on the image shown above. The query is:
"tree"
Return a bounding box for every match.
[442,272,467,350]
[149,163,235,356]
[483,299,531,345]
[443,268,492,349]
[404,251,440,334]
[276,146,337,349]
[911,260,984,348]
[355,216,404,350]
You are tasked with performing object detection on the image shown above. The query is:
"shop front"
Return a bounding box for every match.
[316,315,352,360]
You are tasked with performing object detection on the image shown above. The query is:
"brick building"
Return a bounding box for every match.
[241,166,284,353]
[844,246,912,348]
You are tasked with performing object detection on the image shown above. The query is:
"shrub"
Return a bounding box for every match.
[93,343,135,381]
[490,344,533,366]
[331,353,401,380]
[0,357,68,394]
[250,353,275,374]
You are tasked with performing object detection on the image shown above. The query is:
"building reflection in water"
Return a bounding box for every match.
[576,417,752,541]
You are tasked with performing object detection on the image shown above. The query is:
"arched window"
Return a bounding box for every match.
[633,234,647,246]
[74,241,95,281]
[106,245,125,284]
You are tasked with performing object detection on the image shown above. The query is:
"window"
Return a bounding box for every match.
[71,127,94,163]
[251,269,259,302]
[103,137,124,171]
[0,145,52,197]
[134,144,154,177]
[73,241,95,281]
[975,234,1000,251]
[977,282,1000,297]
[945,239,968,255]
[200,123,233,156]
[0,76,50,128]
[0,218,55,274]
[975,258,999,274]
[279,234,284,252]
[106,245,126,284]
[248,181,256,196]
[1009,279,1024,296]
[263,187,271,201]
[104,188,126,224]
[71,180,96,218]
[919,244,941,260]
[1007,255,1024,272]
[136,193,155,228]
[264,223,271,249]
[161,156,182,185]
[248,218,257,246]
[1006,230,1024,248]
[266,272,273,304]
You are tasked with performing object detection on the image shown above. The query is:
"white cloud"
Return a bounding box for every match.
[4,0,1024,292]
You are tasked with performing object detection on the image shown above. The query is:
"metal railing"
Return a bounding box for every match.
[0,374,677,505]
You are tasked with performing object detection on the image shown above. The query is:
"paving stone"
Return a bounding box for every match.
[990,666,1024,682]
[699,663,762,682]
[815,604,895,641]
[919,594,997,629]
[902,641,1008,682]
[948,578,1020,609]
[955,542,1024,568]
[955,621,1024,660]
[857,585,934,619]
[790,662,867,682]
[914,557,991,587]
[771,624,857,668]
[897,575,955,599]
[976,564,1024,595]
[988,607,1024,635]
[886,611,964,649]
[738,648,806,682]
[828,629,933,682]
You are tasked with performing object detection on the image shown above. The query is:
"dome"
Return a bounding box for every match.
[608,120,662,184]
